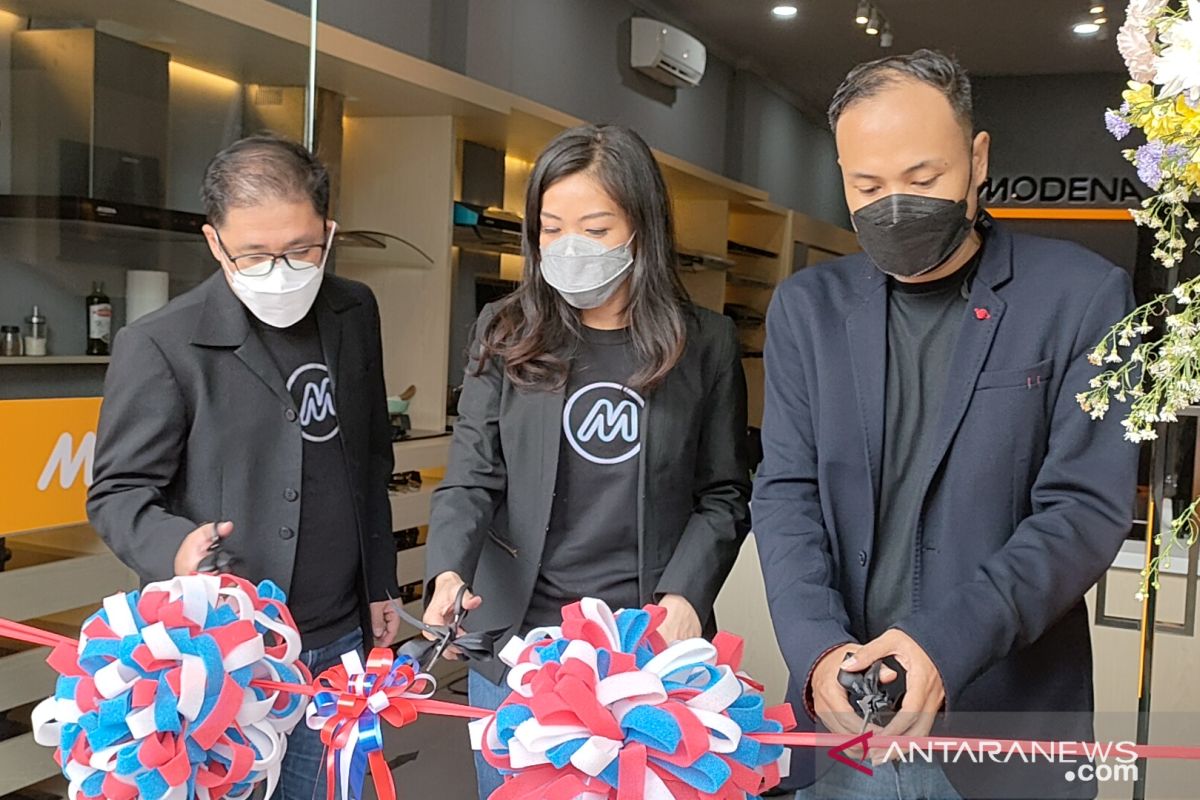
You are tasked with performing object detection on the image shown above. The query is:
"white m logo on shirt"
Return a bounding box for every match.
[563,381,646,466]
[37,432,95,491]
[576,398,639,444]
[299,377,336,426]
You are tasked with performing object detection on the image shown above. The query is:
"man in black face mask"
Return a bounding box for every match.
[754,50,1138,799]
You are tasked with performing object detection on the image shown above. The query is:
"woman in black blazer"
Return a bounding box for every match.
[423,123,750,798]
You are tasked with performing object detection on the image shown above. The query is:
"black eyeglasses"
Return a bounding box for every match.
[214,229,330,277]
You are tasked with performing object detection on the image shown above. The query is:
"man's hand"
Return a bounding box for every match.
[658,594,702,643]
[369,600,401,647]
[174,521,233,575]
[811,642,869,750]
[843,629,945,764]
[422,571,482,660]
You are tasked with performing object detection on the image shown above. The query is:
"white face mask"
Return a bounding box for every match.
[224,222,336,328]
[539,233,635,310]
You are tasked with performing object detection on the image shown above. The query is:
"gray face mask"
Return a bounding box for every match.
[539,233,635,309]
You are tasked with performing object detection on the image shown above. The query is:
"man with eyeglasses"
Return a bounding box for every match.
[88,134,400,799]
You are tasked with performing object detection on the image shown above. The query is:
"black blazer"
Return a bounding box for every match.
[426,303,751,682]
[88,273,398,612]
[754,218,1138,798]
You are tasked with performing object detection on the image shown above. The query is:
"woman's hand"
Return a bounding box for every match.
[657,594,702,643]
[422,571,483,659]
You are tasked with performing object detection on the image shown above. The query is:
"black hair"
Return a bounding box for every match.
[828,49,973,135]
[201,134,330,225]
[478,123,690,392]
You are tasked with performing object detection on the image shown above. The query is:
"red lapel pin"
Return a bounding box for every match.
[974,307,991,320]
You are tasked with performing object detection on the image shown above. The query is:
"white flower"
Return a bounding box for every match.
[1106,350,1124,363]
[1188,218,1199,231]
[1122,1,1170,82]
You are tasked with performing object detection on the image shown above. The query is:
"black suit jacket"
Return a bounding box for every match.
[88,272,398,615]
[425,303,751,683]
[754,219,1139,798]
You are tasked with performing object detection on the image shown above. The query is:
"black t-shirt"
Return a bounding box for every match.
[252,309,361,650]
[523,326,642,631]
[864,250,982,640]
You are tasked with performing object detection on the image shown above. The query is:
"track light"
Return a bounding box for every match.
[865,9,881,35]
[855,1,871,25]
[880,23,893,47]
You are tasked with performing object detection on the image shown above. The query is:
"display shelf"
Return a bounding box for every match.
[390,480,439,530]
[397,543,426,587]
[726,273,775,290]
[394,432,452,473]
[0,733,57,796]
[0,647,53,713]
[0,552,134,623]
[0,356,111,366]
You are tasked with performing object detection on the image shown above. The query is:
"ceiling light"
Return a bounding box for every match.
[1089,4,1105,13]
[855,1,872,25]
[772,4,798,18]
[866,9,881,35]
[880,23,894,47]
[1073,21,1101,35]
[1094,16,1108,23]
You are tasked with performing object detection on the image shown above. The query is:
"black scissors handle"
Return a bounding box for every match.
[196,523,234,574]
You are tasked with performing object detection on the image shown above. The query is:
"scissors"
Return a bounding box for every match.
[196,523,235,574]
[393,583,504,672]
[838,652,908,734]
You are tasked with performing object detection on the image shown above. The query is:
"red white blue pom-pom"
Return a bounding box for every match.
[30,574,311,800]
[469,598,794,799]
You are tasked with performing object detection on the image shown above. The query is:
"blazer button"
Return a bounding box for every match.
[283,488,299,502]
[279,526,295,540]
[858,550,868,567]
[285,409,297,422]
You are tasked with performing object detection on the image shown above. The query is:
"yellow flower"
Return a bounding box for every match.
[1183,161,1200,189]
[1124,82,1155,107]
[1174,95,1200,136]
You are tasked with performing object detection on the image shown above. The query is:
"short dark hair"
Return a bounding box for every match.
[828,49,973,135]
[201,134,330,226]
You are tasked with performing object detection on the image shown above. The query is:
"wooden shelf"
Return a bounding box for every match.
[0,356,110,365]
[390,480,439,530]
[394,433,451,473]
[397,543,425,587]
[0,733,58,796]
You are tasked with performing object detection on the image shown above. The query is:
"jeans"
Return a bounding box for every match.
[272,628,364,800]
[795,760,962,800]
[468,669,512,799]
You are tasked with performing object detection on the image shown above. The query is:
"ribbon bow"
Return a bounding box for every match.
[305,648,436,800]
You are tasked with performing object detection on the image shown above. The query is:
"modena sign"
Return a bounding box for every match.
[0,397,101,535]
[981,175,1143,206]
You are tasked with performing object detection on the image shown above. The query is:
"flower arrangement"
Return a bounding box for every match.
[1079,0,1200,595]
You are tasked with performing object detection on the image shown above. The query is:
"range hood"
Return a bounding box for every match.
[13,28,169,207]
[452,202,523,257]
[5,28,344,240]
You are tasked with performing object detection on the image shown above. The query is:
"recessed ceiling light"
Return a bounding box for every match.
[1094,16,1108,23]
[855,1,872,25]
[866,9,881,35]
[1074,21,1101,35]
[1089,4,1105,13]
[772,4,798,18]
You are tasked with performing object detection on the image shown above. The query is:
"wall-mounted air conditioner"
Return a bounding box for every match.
[630,17,706,88]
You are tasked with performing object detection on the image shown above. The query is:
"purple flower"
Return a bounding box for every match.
[1106,107,1133,140]
[1136,142,1167,189]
